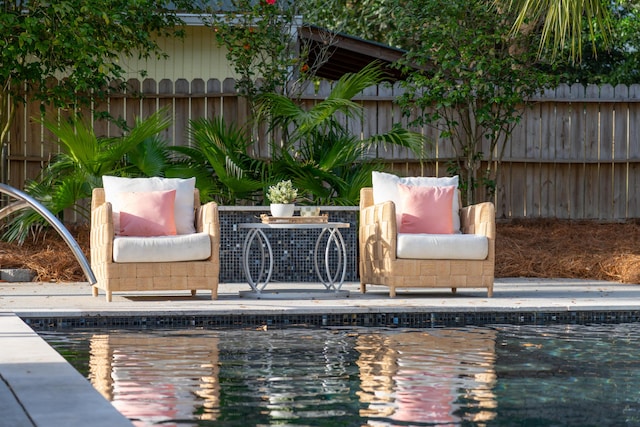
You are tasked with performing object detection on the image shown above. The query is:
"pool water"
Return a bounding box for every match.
[41,324,640,427]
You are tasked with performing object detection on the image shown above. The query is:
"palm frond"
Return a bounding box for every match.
[502,0,612,62]
[328,62,385,101]
[40,117,100,174]
[365,124,426,156]
[126,136,170,177]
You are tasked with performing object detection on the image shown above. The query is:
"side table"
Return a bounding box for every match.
[238,222,350,298]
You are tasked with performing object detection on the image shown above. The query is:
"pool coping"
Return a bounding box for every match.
[3,278,640,327]
[0,313,134,427]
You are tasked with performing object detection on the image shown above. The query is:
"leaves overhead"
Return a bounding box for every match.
[0,0,193,144]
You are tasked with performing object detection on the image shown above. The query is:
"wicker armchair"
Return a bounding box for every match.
[90,188,220,302]
[359,187,495,297]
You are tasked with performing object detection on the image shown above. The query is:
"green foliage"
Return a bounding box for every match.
[394,0,555,203]
[551,0,640,85]
[176,64,424,207]
[175,117,266,205]
[3,110,174,243]
[299,0,405,47]
[258,63,425,206]
[0,0,193,146]
[207,0,302,100]
[501,0,613,64]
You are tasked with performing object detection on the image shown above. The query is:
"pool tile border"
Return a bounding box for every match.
[21,309,640,331]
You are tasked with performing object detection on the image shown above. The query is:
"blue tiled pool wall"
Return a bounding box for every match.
[23,310,640,331]
[218,209,358,283]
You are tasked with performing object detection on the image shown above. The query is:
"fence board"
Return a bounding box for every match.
[108,80,126,138]
[599,85,615,218]
[553,85,571,218]
[507,104,528,218]
[190,79,206,136]
[174,79,190,147]
[142,78,159,119]
[540,92,555,217]
[613,85,629,218]
[370,82,393,160]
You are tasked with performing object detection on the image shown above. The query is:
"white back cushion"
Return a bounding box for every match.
[372,171,461,232]
[103,176,196,235]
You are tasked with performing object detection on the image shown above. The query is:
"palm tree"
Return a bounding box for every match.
[3,109,173,243]
[501,0,612,63]
[257,63,425,205]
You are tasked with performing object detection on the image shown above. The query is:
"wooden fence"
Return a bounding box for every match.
[6,78,640,220]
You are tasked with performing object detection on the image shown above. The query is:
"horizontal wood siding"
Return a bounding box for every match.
[7,80,640,221]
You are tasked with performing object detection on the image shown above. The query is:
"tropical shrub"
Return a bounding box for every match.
[172,116,267,205]
[3,109,174,243]
[257,63,425,205]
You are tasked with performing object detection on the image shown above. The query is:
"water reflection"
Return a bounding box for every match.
[89,331,220,426]
[356,328,498,426]
[81,328,499,426]
[43,324,640,426]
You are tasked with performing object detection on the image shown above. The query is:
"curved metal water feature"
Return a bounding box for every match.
[0,183,96,284]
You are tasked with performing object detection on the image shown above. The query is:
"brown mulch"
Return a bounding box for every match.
[0,220,639,284]
[496,219,640,284]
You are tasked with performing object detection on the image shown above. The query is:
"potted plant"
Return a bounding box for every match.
[267,180,298,217]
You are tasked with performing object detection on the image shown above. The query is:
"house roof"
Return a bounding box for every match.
[298,25,408,82]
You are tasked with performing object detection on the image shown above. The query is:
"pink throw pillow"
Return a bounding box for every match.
[117,190,177,236]
[398,184,455,234]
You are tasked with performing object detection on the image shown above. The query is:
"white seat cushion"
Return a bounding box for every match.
[113,233,211,263]
[396,233,488,260]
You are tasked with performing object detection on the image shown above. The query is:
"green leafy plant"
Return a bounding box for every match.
[266,180,298,204]
[174,116,266,205]
[258,63,425,206]
[0,0,193,159]
[3,109,174,243]
[207,0,300,100]
[174,65,424,207]
[395,0,555,204]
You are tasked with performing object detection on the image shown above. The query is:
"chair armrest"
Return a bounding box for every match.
[359,200,398,260]
[196,202,219,235]
[197,202,220,263]
[460,202,495,240]
[90,201,114,264]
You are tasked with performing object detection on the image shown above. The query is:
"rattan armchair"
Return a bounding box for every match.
[90,188,220,302]
[359,187,495,297]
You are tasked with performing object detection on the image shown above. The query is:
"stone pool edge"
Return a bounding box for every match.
[0,313,134,427]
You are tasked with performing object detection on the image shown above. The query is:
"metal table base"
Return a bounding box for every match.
[238,222,350,297]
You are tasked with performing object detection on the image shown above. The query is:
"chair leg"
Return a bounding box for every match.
[389,287,396,298]
[487,287,493,297]
[360,282,367,293]
[451,287,457,294]
[92,286,98,297]
[191,290,197,296]
[106,291,112,303]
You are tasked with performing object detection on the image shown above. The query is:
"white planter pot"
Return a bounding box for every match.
[270,203,295,217]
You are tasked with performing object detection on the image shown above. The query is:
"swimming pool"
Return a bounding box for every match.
[41,324,640,426]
